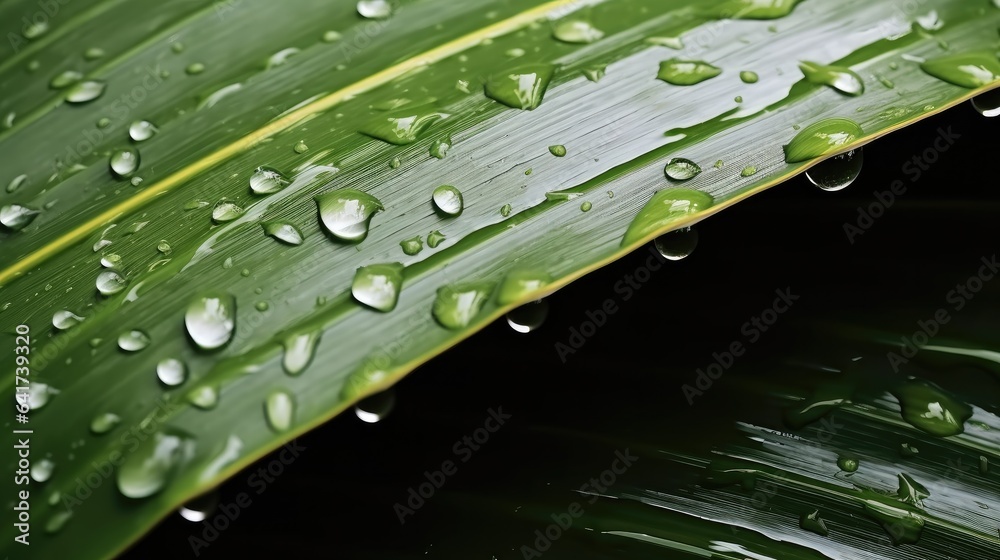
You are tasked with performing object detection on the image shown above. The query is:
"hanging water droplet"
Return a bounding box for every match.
[262,221,304,245]
[31,459,55,482]
[90,412,121,434]
[484,64,555,110]
[354,390,396,423]
[116,432,193,498]
[352,263,404,312]
[920,52,1000,88]
[357,0,392,18]
[507,300,549,333]
[212,199,244,224]
[315,189,384,242]
[96,269,127,296]
[0,204,40,231]
[433,283,495,330]
[109,148,140,178]
[249,166,289,195]
[552,20,604,44]
[265,390,295,432]
[157,358,187,386]
[187,386,219,410]
[654,227,699,261]
[971,89,1000,117]
[50,70,83,89]
[799,61,865,96]
[52,310,84,330]
[806,148,863,191]
[65,81,106,103]
[129,120,158,142]
[432,185,464,216]
[622,189,714,247]
[783,118,863,163]
[118,330,151,352]
[657,59,722,85]
[178,492,219,522]
[185,294,236,351]
[400,236,423,255]
[282,331,320,376]
[664,158,702,181]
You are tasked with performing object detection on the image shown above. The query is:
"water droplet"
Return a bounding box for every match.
[266,47,300,69]
[31,458,55,482]
[360,108,449,145]
[45,510,72,534]
[157,358,187,386]
[255,301,269,312]
[654,227,699,261]
[265,390,295,432]
[357,0,392,18]
[171,41,185,53]
[647,36,683,49]
[96,269,127,296]
[50,70,83,89]
[892,381,972,437]
[582,65,606,82]
[185,62,205,75]
[110,148,140,178]
[90,412,120,434]
[400,235,424,255]
[52,310,84,330]
[549,145,567,157]
[27,382,57,410]
[6,174,27,193]
[282,331,320,376]
[900,442,920,456]
[248,166,288,195]
[65,81,105,103]
[118,330,151,352]
[212,199,244,223]
[23,20,49,39]
[185,294,236,351]
[101,253,122,268]
[322,30,342,42]
[711,0,800,19]
[422,231,444,250]
[553,20,604,44]
[500,204,512,217]
[389,157,402,169]
[315,189,384,242]
[664,158,702,181]
[262,221,304,245]
[799,510,829,536]
[432,185,464,216]
[837,455,859,472]
[116,432,193,498]
[354,390,396,423]
[84,47,105,60]
[783,118,863,163]
[971,88,1000,117]
[897,473,930,505]
[433,283,495,330]
[430,136,452,159]
[920,51,1000,88]
[129,120,158,142]
[0,204,40,231]
[740,165,758,177]
[799,61,864,96]
[484,64,554,110]
[507,300,549,333]
[740,70,759,83]
[580,201,592,212]
[657,59,722,85]
[187,385,219,410]
[806,148,863,191]
[622,189,714,247]
[497,269,551,305]
[178,492,219,522]
[352,263,404,312]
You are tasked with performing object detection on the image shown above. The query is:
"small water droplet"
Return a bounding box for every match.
[116,432,193,498]
[118,330,151,352]
[52,310,84,330]
[740,165,758,177]
[282,331,320,376]
[90,412,121,435]
[84,47,105,60]
[65,81,106,103]
[157,358,187,386]
[783,118,863,163]
[507,300,549,333]
[50,70,83,89]
[1,204,40,231]
[484,64,554,110]
[23,20,49,39]
[837,455,859,472]
[654,227,699,260]
[389,157,402,169]
[354,390,396,423]
[657,59,722,85]
[6,174,27,193]
[129,120,158,142]
[185,63,205,75]
[799,61,865,96]
[249,166,289,195]
[553,20,604,44]
[428,230,446,248]
[185,294,236,351]
[711,0,800,19]
[315,189,384,242]
[100,253,121,268]
[500,204,512,217]
[800,510,829,536]
[580,201,592,212]
[901,442,920,456]
[664,158,702,181]
[255,301,269,312]
[45,510,72,534]
[430,136,452,159]
[549,145,567,157]
[360,108,449,145]
[357,0,392,18]
[292,140,308,154]
[806,148,863,191]
[187,385,219,410]
[110,148,140,178]
[212,199,244,223]
[433,283,495,330]
[740,70,759,83]
[96,269,127,296]
[582,64,606,82]
[352,263,404,312]
[266,47,300,69]
[178,492,219,522]
[623,189,714,247]
[322,30,342,42]
[647,36,683,49]
[265,391,295,432]
[27,382,57,410]
[262,221,304,245]
[400,236,423,255]
[432,185,464,216]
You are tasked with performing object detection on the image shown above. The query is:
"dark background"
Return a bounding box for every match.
[123,101,1000,559]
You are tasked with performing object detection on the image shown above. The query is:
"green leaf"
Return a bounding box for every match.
[1,0,999,557]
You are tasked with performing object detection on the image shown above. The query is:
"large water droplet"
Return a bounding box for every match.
[654,227,699,260]
[129,120,158,142]
[352,263,404,312]
[971,89,1000,117]
[507,300,549,333]
[357,0,392,18]
[96,269,127,296]
[920,51,1000,88]
[118,330,151,352]
[282,331,320,376]
[783,118,863,163]
[31,458,55,482]
[805,148,863,191]
[52,310,84,330]
[116,432,193,498]
[484,65,554,110]
[185,294,236,351]
[50,70,82,89]
[360,109,449,145]
[90,412,121,435]
[262,221,304,245]
[110,148,140,178]
[432,185,464,216]
[664,158,702,181]
[799,61,864,96]
[498,269,552,305]
[892,381,972,437]
[157,358,187,386]
[65,81,105,103]
[433,283,495,330]
[354,390,396,423]
[622,189,714,247]
[315,189,384,242]
[657,59,722,85]
[553,20,604,44]
[212,199,244,224]
[265,390,295,432]
[1,204,40,231]
[249,166,289,195]
[187,385,219,410]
